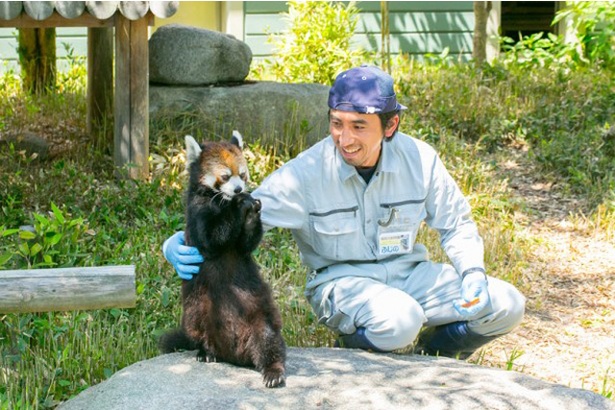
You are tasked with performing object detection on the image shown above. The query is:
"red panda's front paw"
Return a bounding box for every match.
[236,195,259,215]
[243,202,261,229]
[231,192,251,206]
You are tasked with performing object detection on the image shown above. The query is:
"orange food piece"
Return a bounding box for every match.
[461,298,480,308]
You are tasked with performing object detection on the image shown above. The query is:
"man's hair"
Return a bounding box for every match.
[378,110,401,140]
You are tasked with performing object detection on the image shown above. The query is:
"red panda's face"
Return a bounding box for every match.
[185,134,249,200]
[200,144,249,200]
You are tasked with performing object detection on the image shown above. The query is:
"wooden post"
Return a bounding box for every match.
[0,265,136,313]
[114,15,149,180]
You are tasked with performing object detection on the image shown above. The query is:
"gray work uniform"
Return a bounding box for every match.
[253,133,525,351]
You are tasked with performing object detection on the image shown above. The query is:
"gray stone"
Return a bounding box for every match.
[149,24,252,86]
[58,348,614,410]
[0,132,50,160]
[150,81,331,147]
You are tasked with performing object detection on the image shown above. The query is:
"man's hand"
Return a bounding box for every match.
[162,231,203,280]
[453,270,490,317]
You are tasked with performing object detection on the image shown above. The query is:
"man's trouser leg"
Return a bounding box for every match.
[307,276,427,352]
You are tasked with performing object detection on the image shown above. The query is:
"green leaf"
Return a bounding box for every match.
[0,252,12,266]
[47,233,63,246]
[69,218,84,228]
[1,228,19,237]
[161,287,170,307]
[30,243,43,256]
[19,230,36,240]
[33,213,48,226]
[18,242,29,255]
[51,202,65,224]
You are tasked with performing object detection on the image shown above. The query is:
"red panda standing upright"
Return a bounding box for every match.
[159,131,286,388]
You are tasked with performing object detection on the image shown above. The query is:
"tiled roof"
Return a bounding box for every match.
[0,1,178,21]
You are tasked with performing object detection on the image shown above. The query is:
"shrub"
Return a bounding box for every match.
[499,32,582,69]
[553,1,615,69]
[0,203,92,269]
[252,1,370,85]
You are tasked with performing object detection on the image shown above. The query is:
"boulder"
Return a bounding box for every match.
[0,132,50,160]
[58,348,614,410]
[150,81,331,147]
[149,24,252,86]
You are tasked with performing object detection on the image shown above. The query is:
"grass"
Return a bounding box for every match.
[1,54,614,408]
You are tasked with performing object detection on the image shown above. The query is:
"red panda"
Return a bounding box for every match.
[159,131,286,388]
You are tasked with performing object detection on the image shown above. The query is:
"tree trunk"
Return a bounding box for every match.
[18,28,57,95]
[380,1,391,73]
[88,27,114,153]
[473,1,491,66]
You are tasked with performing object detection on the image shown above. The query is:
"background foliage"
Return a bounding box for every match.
[252,1,369,85]
[1,1,614,408]
[553,0,615,69]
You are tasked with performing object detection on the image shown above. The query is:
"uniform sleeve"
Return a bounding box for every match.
[423,155,485,275]
[252,161,308,232]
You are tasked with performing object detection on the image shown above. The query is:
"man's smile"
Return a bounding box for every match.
[342,146,360,154]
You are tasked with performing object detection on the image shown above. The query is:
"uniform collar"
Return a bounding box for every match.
[379,137,399,174]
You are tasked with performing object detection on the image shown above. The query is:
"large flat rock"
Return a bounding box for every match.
[149,81,330,147]
[58,348,613,410]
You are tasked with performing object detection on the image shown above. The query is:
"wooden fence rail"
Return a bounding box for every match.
[0,265,136,313]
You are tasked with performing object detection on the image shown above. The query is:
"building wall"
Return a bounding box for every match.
[151,1,220,32]
[245,1,475,61]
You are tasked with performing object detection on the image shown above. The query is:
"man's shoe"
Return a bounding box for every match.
[334,327,385,352]
[416,321,498,359]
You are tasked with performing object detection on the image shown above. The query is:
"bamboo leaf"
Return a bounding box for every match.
[19,242,30,255]
[0,252,12,266]
[51,202,65,224]
[48,233,63,246]
[19,230,36,240]
[30,243,43,256]
[2,228,19,237]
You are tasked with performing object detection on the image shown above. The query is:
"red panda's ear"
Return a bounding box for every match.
[231,130,244,150]
[185,135,202,165]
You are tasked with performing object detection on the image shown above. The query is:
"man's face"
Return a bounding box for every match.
[329,109,398,168]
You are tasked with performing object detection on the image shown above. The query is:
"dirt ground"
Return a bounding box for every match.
[477,147,615,396]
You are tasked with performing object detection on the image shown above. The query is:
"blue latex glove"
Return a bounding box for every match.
[162,231,203,280]
[453,270,490,317]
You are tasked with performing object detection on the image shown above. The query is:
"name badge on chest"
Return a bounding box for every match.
[377,207,415,256]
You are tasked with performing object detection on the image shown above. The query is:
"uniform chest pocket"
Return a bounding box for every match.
[310,206,361,260]
[379,199,426,225]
